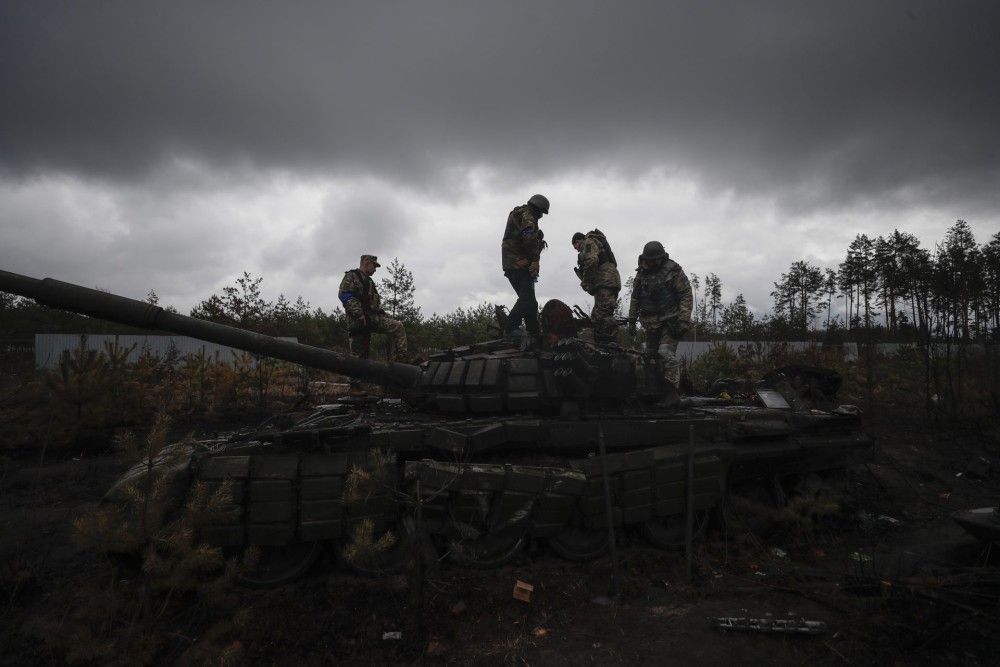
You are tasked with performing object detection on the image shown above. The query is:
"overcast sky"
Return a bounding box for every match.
[2,1,998,322]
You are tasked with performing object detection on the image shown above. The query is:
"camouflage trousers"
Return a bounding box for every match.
[349,314,408,361]
[645,324,680,386]
[590,288,620,343]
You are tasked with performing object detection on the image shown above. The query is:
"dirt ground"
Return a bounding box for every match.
[2,408,998,666]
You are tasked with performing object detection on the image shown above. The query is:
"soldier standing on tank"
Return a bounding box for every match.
[572,229,621,344]
[627,241,693,387]
[501,194,549,338]
[338,254,408,362]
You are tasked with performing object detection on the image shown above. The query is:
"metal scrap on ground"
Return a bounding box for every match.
[714,616,828,635]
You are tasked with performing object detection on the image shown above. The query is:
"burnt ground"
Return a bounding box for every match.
[1,408,998,666]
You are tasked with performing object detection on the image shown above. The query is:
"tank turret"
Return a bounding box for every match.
[0,269,672,413]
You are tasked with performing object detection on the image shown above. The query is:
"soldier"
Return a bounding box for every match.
[338,254,408,362]
[572,229,621,344]
[501,194,549,337]
[627,241,693,387]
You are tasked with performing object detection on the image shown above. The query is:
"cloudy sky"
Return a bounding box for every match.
[2,1,998,321]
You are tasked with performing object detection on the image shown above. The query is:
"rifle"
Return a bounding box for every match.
[571,305,631,327]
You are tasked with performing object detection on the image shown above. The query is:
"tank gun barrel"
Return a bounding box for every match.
[0,269,422,389]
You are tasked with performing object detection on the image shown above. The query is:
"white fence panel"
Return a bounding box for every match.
[34,334,298,370]
[676,340,992,364]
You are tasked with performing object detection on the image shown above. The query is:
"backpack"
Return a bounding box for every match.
[587,229,617,267]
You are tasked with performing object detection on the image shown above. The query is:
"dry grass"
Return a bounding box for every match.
[30,415,246,664]
[343,448,395,505]
[342,518,398,568]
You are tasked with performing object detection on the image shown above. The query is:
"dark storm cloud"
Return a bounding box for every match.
[261,184,416,275]
[2,1,998,213]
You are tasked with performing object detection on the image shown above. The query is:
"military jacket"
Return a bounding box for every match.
[576,229,621,294]
[628,258,693,333]
[338,269,381,322]
[501,205,542,272]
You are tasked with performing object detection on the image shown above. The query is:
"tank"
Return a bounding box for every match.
[0,269,874,586]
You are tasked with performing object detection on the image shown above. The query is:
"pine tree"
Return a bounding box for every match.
[772,261,824,331]
[191,272,270,330]
[840,235,878,328]
[379,258,421,323]
[822,268,839,329]
[888,230,925,334]
[981,231,1000,336]
[937,220,983,340]
[689,274,701,338]
[706,273,722,335]
[720,293,755,338]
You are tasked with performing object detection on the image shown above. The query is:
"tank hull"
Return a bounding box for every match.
[107,402,873,572]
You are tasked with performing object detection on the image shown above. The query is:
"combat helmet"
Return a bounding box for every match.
[528,194,550,214]
[639,241,666,260]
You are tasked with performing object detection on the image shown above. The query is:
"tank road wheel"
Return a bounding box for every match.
[641,511,710,550]
[549,526,610,561]
[235,542,322,589]
[447,523,527,569]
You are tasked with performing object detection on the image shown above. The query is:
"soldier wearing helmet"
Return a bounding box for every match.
[627,241,692,387]
[500,194,549,337]
[572,229,621,344]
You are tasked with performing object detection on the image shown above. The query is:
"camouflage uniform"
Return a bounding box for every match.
[501,204,544,334]
[628,256,692,386]
[575,229,621,343]
[338,268,408,361]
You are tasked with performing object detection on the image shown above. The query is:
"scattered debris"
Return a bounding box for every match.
[382,631,402,640]
[532,627,549,638]
[649,605,688,618]
[849,551,872,564]
[513,580,534,603]
[754,571,768,577]
[771,547,788,558]
[714,616,827,635]
[964,457,992,480]
[859,510,901,526]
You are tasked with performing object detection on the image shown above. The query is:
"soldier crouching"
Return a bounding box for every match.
[338,254,408,362]
[627,241,692,387]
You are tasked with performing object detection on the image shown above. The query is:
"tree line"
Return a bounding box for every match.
[2,220,997,350]
[687,220,999,343]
